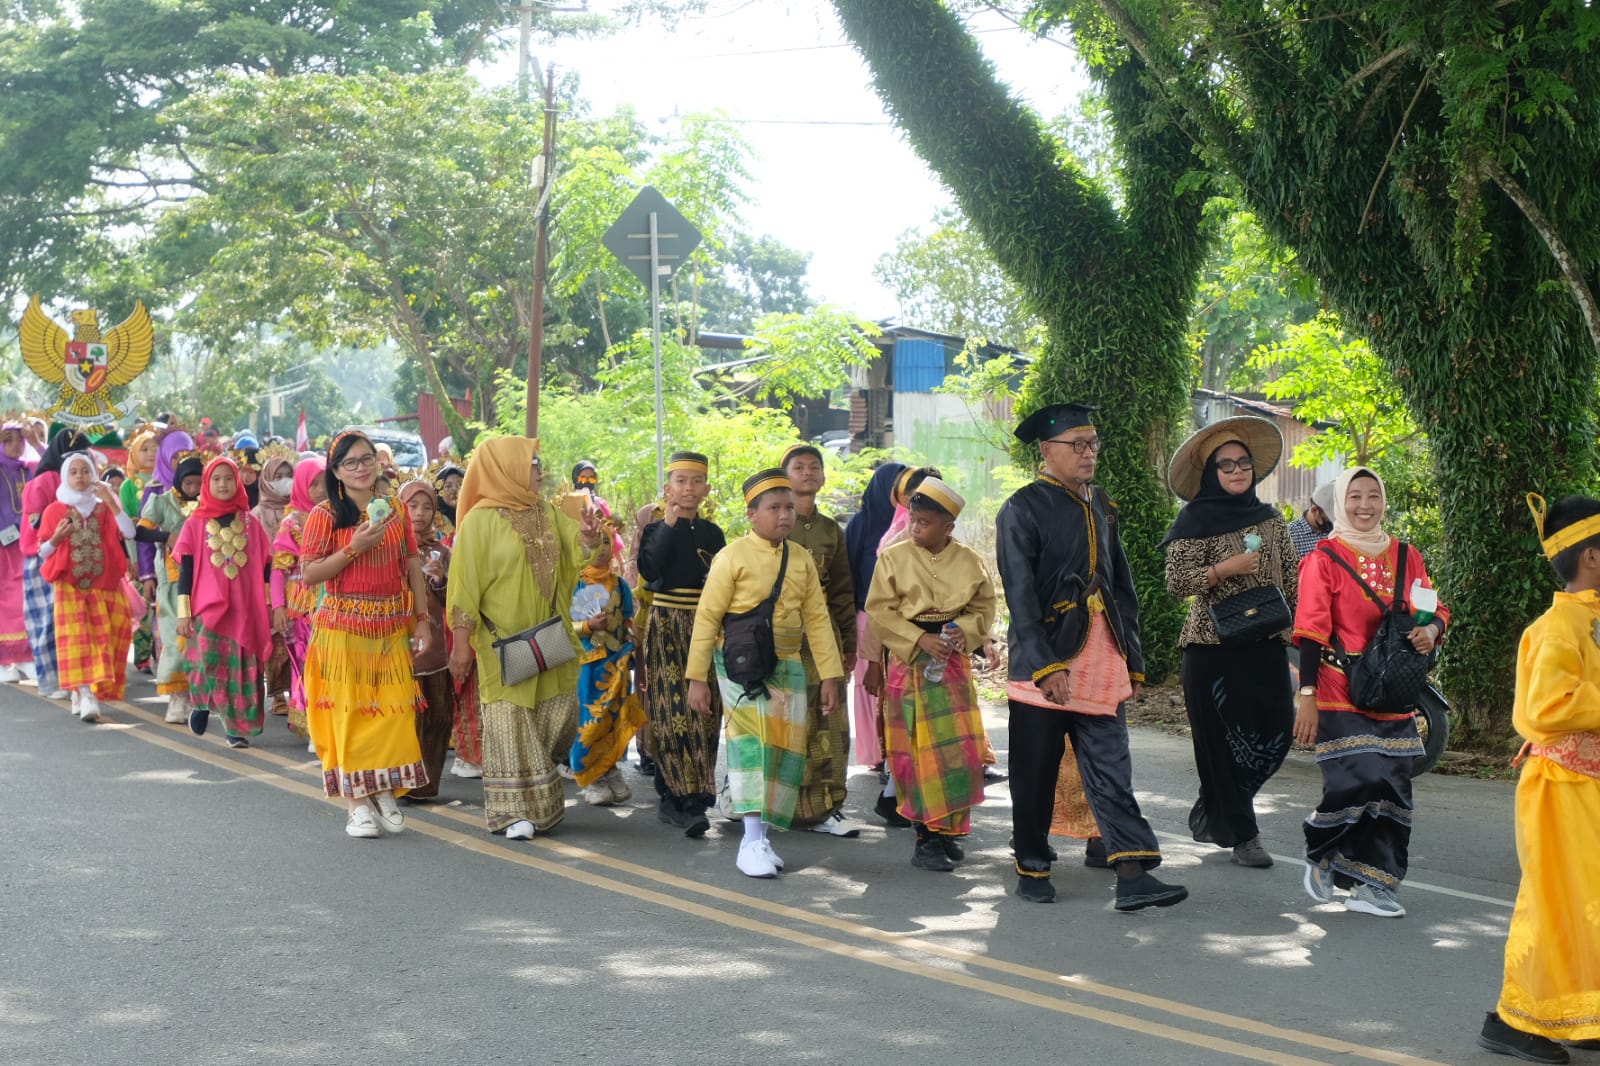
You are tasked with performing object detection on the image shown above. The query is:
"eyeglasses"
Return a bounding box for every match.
[339,454,378,471]
[1216,457,1254,474]
[1042,437,1103,456]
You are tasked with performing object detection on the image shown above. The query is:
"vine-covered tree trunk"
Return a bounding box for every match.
[834,0,1209,681]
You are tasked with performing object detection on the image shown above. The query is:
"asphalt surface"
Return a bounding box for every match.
[0,668,1550,1066]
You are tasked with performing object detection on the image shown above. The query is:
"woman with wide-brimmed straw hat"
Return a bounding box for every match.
[1162,414,1298,870]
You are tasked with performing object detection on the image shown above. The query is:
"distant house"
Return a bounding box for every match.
[1189,388,1341,508]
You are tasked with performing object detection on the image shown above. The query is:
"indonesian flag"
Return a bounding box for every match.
[295,409,309,452]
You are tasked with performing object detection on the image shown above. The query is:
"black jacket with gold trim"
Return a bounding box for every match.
[994,474,1144,685]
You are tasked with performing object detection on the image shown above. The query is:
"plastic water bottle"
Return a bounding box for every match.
[1410,580,1438,626]
[923,622,962,682]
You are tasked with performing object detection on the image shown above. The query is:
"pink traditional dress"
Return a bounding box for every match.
[0,426,33,668]
[271,458,324,738]
[174,456,273,741]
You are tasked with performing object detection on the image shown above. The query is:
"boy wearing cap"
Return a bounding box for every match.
[995,401,1187,910]
[687,470,844,879]
[637,451,727,837]
[1288,481,1336,559]
[780,442,860,837]
[866,478,996,871]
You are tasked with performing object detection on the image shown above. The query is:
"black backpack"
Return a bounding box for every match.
[720,543,788,702]
[1317,542,1436,714]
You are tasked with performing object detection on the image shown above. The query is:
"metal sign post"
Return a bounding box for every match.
[649,210,666,487]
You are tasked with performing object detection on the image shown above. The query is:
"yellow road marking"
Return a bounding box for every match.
[107,699,1449,1066]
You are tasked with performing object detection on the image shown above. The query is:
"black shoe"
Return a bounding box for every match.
[657,796,688,829]
[875,791,911,828]
[683,804,711,839]
[983,765,1008,783]
[1479,1012,1570,1063]
[1015,875,1056,903]
[939,836,965,862]
[912,836,956,872]
[637,754,657,776]
[1008,836,1058,862]
[1084,836,1110,869]
[1114,872,1188,912]
[188,707,210,737]
[226,735,248,749]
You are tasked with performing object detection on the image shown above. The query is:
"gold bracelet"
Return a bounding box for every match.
[177,594,193,620]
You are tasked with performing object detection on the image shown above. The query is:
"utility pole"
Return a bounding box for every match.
[525,63,556,437]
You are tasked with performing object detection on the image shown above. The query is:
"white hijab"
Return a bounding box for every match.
[1330,465,1393,558]
[55,453,101,518]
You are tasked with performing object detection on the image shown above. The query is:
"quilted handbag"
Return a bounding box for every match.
[481,612,576,686]
[1207,583,1292,645]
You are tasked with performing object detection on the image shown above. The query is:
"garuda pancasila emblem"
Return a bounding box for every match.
[19,294,154,427]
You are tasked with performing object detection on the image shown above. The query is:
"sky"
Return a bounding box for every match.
[480,1,1089,322]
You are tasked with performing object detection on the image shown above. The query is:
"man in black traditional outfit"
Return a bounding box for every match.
[995,402,1188,910]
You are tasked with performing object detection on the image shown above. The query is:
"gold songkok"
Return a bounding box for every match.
[1528,492,1600,559]
[667,450,709,475]
[742,468,791,506]
[911,476,964,518]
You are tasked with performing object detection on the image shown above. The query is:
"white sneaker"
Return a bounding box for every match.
[760,838,785,871]
[1346,883,1406,918]
[504,820,535,840]
[18,662,37,682]
[368,792,405,834]
[737,839,778,879]
[345,806,381,838]
[0,664,22,683]
[164,691,189,724]
[582,782,617,807]
[451,759,483,779]
[809,811,863,838]
[556,762,576,780]
[78,689,100,723]
[69,689,81,715]
[307,739,316,754]
[47,688,68,701]
[603,766,632,803]
[1302,860,1335,904]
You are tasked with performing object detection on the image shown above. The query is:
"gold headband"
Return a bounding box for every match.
[667,457,708,474]
[914,478,964,518]
[893,467,917,504]
[743,474,791,505]
[1528,492,1600,559]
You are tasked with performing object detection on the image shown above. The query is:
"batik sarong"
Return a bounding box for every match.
[717,653,808,830]
[481,692,578,832]
[645,604,722,799]
[1181,639,1294,847]
[884,653,986,835]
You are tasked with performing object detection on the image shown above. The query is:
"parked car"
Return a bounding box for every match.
[341,425,428,469]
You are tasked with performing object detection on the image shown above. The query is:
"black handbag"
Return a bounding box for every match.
[1207,584,1292,645]
[720,543,787,701]
[1316,542,1436,714]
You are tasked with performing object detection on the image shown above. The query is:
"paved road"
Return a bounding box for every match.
[0,672,1530,1066]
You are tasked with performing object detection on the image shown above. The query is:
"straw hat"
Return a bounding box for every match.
[1167,415,1283,501]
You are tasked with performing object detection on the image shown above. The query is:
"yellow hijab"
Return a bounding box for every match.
[126,428,157,479]
[456,436,541,521]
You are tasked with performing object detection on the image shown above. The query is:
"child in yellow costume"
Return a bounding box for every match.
[1478,494,1600,1065]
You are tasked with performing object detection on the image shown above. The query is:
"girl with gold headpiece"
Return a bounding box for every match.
[446,436,601,839]
[120,425,159,673]
[569,525,643,807]
[270,454,326,743]
[686,469,845,879]
[1292,466,1448,918]
[299,431,431,839]
[38,453,138,721]
[1476,493,1600,1062]
[172,455,273,746]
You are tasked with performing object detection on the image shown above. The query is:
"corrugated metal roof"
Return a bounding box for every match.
[894,338,949,393]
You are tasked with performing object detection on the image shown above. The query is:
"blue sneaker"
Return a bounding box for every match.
[188,706,210,737]
[1302,860,1334,903]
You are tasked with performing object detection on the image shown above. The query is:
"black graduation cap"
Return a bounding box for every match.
[1013,402,1097,444]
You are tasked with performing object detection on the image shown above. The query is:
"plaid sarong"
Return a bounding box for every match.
[884,653,987,835]
[184,619,266,738]
[23,556,59,693]
[53,583,132,699]
[717,653,809,830]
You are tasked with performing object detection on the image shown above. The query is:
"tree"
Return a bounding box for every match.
[1026,0,1600,739]
[834,0,1213,682]
[698,233,816,336]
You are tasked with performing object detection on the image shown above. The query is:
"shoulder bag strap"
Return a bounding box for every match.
[1392,541,1410,612]
[761,542,789,610]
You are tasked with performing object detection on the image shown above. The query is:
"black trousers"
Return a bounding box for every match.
[1008,699,1161,875]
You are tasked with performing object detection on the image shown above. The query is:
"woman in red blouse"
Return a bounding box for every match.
[1292,466,1448,918]
[300,431,432,840]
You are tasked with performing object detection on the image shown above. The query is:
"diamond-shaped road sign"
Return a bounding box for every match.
[601,186,702,289]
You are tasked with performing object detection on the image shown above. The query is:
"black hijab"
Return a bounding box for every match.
[35,429,92,476]
[1161,442,1278,546]
[844,461,907,611]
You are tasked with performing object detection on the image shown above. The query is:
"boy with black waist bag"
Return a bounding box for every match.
[687,469,844,879]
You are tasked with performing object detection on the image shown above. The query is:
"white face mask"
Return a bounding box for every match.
[267,477,294,497]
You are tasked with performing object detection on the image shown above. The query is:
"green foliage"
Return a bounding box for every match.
[1023,0,1600,739]
[1248,313,1420,468]
[735,308,881,409]
[836,0,1215,683]
[698,233,816,335]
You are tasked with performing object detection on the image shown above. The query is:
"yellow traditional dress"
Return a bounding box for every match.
[1497,589,1600,1042]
